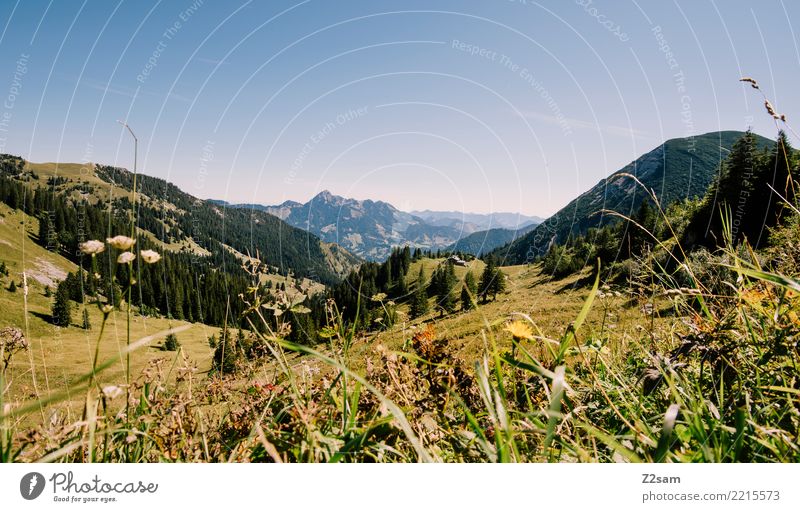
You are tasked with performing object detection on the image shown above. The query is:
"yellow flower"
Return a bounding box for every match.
[505,320,534,341]
[79,240,105,255]
[106,235,136,250]
[140,249,161,264]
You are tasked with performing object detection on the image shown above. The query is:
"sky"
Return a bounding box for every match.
[0,0,798,217]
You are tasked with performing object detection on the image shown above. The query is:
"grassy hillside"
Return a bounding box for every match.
[21,160,359,285]
[0,205,215,417]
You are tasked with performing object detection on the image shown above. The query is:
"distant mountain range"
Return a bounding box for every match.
[409,210,542,232]
[489,130,774,264]
[212,193,540,261]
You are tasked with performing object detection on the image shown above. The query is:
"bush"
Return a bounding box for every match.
[163,333,180,351]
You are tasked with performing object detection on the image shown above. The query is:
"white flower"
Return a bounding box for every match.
[102,385,123,399]
[117,251,136,264]
[80,240,105,255]
[106,235,136,250]
[140,249,161,264]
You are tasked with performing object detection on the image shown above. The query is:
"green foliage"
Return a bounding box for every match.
[493,131,773,264]
[478,256,506,301]
[461,270,477,310]
[684,131,796,249]
[328,246,415,328]
[81,308,91,330]
[430,261,457,315]
[6,280,15,293]
[163,332,180,351]
[409,268,429,319]
[51,280,72,327]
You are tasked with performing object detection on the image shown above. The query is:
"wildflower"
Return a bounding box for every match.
[140,249,161,264]
[101,385,123,400]
[504,320,534,341]
[106,235,136,250]
[0,327,28,368]
[80,240,105,255]
[117,251,136,264]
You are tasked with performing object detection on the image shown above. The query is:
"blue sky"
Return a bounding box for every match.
[0,0,798,216]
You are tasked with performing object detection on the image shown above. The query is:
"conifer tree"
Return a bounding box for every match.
[52,281,72,327]
[410,268,429,319]
[749,131,795,246]
[478,256,496,302]
[489,266,506,300]
[461,270,477,310]
[435,262,457,316]
[81,308,91,330]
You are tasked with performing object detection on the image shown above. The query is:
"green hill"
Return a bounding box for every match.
[491,131,773,264]
[446,224,538,256]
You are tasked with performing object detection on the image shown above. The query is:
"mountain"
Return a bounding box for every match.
[490,130,774,264]
[221,192,477,261]
[410,210,542,233]
[447,223,539,256]
[221,193,539,261]
[1,157,359,287]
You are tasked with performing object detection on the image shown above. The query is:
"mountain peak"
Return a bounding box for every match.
[312,189,337,202]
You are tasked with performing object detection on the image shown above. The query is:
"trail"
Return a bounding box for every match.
[134,323,195,346]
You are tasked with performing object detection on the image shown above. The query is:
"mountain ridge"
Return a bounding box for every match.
[216,192,538,261]
[488,130,774,264]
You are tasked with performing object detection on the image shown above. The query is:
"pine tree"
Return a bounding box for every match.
[750,131,795,246]
[684,131,760,248]
[7,280,15,292]
[410,268,429,319]
[81,308,91,330]
[163,332,180,351]
[478,256,496,302]
[489,267,506,300]
[52,281,72,327]
[382,258,393,291]
[395,271,408,298]
[461,270,477,310]
[401,246,411,273]
[435,262,457,316]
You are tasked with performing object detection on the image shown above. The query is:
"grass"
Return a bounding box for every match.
[0,201,215,430]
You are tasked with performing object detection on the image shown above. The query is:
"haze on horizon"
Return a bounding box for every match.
[0,1,798,217]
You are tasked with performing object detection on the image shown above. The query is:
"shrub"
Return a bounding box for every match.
[163,333,180,351]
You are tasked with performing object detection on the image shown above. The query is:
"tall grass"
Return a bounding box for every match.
[2,200,797,461]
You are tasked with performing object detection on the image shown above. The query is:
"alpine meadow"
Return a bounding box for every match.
[1,1,799,472]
